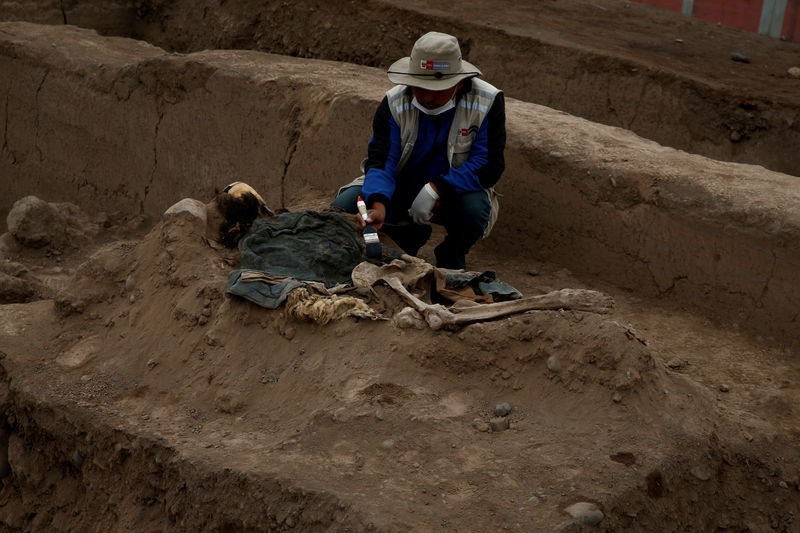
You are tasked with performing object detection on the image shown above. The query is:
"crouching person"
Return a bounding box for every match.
[332,31,506,270]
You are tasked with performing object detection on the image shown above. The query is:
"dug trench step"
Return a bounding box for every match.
[4,0,800,176]
[599,438,800,531]
[1,22,798,345]
[0,363,374,532]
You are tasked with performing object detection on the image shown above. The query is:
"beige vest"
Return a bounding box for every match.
[386,78,501,172]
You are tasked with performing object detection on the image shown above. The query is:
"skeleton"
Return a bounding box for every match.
[385,277,614,329]
[353,257,614,330]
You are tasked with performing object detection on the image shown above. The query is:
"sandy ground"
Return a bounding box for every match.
[1,1,800,532]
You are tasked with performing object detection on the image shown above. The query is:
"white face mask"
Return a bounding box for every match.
[411,96,456,116]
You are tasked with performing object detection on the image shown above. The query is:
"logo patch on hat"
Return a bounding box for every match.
[419,60,451,71]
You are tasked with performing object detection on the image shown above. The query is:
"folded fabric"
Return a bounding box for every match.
[227,210,403,308]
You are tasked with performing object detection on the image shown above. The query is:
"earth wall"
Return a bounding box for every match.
[3,0,800,177]
[1,22,799,344]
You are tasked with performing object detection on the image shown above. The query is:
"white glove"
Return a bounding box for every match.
[408,183,439,225]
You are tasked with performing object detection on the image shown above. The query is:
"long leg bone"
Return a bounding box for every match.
[385,277,614,330]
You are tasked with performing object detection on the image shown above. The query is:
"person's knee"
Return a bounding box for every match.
[458,192,491,239]
[331,186,362,213]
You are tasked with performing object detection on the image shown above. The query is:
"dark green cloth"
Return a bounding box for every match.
[227,210,402,308]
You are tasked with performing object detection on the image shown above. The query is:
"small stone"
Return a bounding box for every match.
[381,440,394,448]
[731,51,750,63]
[125,276,135,292]
[612,392,622,403]
[743,432,753,441]
[565,502,604,526]
[527,269,539,276]
[72,451,84,467]
[146,359,158,370]
[284,516,296,528]
[283,326,296,340]
[490,417,510,432]
[375,410,384,421]
[163,198,207,223]
[719,384,730,392]
[787,66,800,79]
[779,481,789,489]
[547,355,561,372]
[690,466,712,481]
[730,130,742,142]
[666,357,685,369]
[129,294,135,304]
[6,196,68,248]
[472,418,490,432]
[674,38,684,43]
[494,403,512,417]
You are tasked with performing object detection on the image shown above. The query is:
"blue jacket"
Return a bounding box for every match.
[362,80,506,220]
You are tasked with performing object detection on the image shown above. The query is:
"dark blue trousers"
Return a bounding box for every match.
[331,185,491,269]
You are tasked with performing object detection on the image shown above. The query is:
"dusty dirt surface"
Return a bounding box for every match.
[1,2,800,532]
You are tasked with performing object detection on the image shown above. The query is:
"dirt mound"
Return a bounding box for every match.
[0,198,798,531]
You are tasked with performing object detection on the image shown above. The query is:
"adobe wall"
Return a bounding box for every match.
[1,22,798,343]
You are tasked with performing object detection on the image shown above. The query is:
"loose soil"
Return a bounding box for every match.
[1,2,800,532]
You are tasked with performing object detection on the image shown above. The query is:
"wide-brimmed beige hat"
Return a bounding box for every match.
[387,32,481,90]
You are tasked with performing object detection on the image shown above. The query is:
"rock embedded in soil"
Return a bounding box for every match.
[472,418,490,432]
[666,357,685,369]
[7,195,68,248]
[0,272,35,304]
[163,198,207,223]
[494,402,512,417]
[565,501,604,526]
[547,355,561,372]
[730,50,751,63]
[690,465,712,481]
[490,417,510,432]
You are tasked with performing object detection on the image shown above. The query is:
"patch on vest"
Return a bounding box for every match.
[459,125,479,137]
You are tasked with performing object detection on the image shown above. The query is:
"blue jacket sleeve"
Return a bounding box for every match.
[432,92,506,196]
[362,97,402,211]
